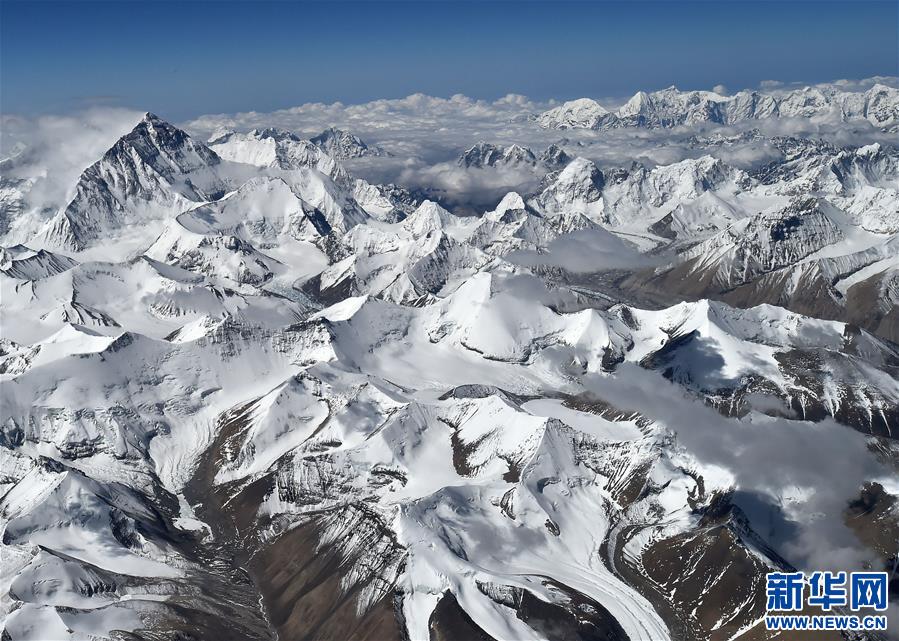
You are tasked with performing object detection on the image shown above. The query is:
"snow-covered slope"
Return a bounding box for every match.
[209,127,350,182]
[208,127,406,223]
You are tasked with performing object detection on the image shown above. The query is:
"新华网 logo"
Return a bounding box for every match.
[764,571,889,632]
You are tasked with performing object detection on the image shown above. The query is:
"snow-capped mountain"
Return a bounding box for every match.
[664,197,845,288]
[532,154,757,241]
[615,140,899,342]
[457,141,573,171]
[208,126,411,223]
[540,142,573,170]
[310,126,387,158]
[537,98,615,130]
[1,104,897,641]
[457,141,538,168]
[208,126,349,180]
[533,157,606,217]
[538,83,899,130]
[37,113,228,253]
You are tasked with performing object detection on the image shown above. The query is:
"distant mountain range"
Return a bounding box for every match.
[538,83,899,130]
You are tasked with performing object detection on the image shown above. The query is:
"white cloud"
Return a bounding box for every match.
[759,79,784,90]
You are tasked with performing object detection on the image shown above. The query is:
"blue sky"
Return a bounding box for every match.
[2,0,897,119]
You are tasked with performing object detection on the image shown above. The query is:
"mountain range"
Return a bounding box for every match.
[1,82,897,641]
[538,83,899,131]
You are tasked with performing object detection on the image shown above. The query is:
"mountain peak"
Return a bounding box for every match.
[540,143,572,169]
[253,127,302,142]
[315,126,349,137]
[311,127,363,147]
[310,127,385,159]
[107,112,220,170]
[457,141,537,168]
[34,111,224,251]
[536,98,612,130]
[136,112,183,138]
